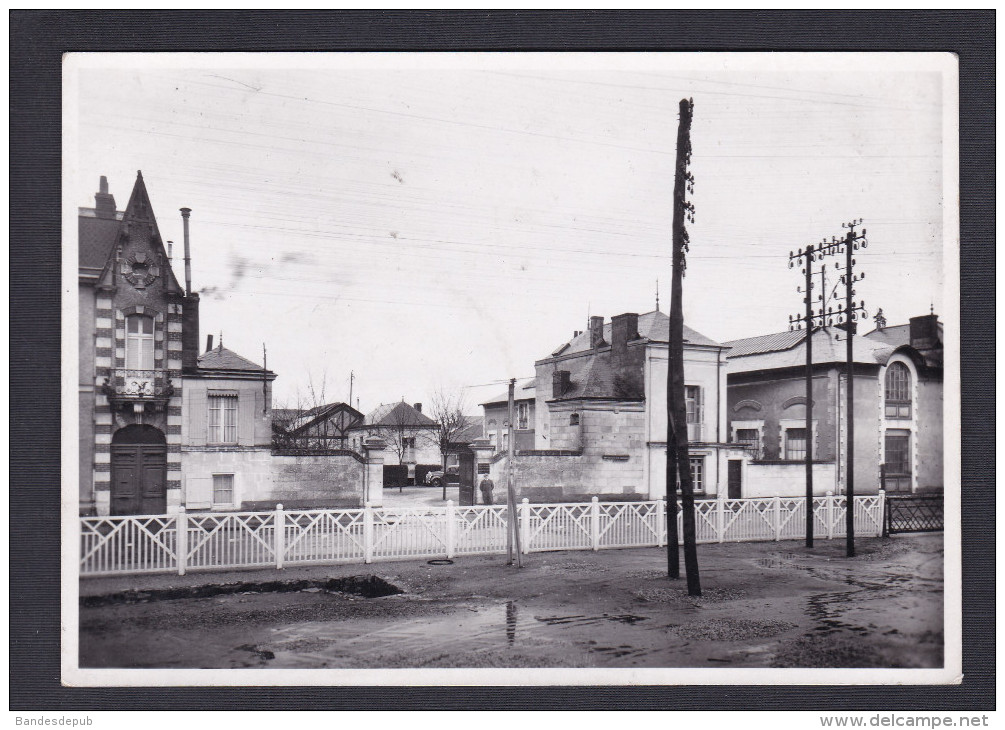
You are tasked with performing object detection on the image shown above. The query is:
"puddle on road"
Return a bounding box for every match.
[536,614,650,627]
[260,602,661,667]
[81,575,403,607]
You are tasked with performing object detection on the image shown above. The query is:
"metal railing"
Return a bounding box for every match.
[80,493,887,576]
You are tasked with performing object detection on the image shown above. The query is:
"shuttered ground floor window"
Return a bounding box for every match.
[213,474,235,506]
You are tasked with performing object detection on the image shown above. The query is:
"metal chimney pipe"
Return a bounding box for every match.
[180,208,192,296]
[167,241,173,262]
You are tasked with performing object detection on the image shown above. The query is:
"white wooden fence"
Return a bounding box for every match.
[80,492,886,577]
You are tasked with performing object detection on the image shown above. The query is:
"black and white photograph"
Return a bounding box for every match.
[62,52,959,686]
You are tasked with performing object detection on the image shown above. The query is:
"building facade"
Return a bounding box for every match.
[724,314,943,497]
[180,343,277,510]
[481,310,739,501]
[79,173,279,515]
[480,378,536,452]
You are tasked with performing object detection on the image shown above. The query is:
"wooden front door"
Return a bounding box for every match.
[727,460,742,500]
[111,429,167,515]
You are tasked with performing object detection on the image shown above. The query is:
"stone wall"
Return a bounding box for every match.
[489,403,649,502]
[267,453,365,509]
[743,461,838,499]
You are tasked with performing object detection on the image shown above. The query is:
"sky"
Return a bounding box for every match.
[65,53,954,413]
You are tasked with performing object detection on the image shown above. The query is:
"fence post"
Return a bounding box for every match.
[717,497,725,543]
[879,488,888,538]
[363,502,374,564]
[590,496,601,551]
[176,507,187,576]
[274,503,285,570]
[520,498,530,554]
[445,500,455,558]
[826,491,834,540]
[656,497,666,547]
[773,496,782,541]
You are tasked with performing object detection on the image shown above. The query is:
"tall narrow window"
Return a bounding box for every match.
[517,402,529,430]
[785,427,807,460]
[125,315,154,370]
[208,395,238,444]
[885,430,911,492]
[685,386,703,440]
[688,456,704,493]
[885,362,912,419]
[212,474,235,506]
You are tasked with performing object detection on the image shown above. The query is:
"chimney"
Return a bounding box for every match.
[94,175,116,219]
[610,313,639,354]
[181,292,201,373]
[589,315,606,349]
[413,402,422,413]
[180,207,193,296]
[909,313,940,351]
[206,334,214,353]
[552,369,571,398]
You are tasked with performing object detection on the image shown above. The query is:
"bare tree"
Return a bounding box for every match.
[429,389,471,500]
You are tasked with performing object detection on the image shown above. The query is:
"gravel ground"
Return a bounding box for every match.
[77,533,944,670]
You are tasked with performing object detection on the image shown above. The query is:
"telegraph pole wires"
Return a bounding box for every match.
[788,244,818,548]
[666,97,701,596]
[789,220,869,558]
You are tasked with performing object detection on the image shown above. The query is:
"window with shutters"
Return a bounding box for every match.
[125,315,155,370]
[213,474,235,506]
[208,395,238,444]
[885,362,912,419]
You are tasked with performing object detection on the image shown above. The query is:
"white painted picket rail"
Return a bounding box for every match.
[80,492,886,576]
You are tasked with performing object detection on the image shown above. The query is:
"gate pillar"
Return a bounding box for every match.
[469,438,496,505]
[363,437,387,507]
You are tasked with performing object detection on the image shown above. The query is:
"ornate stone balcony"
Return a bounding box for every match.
[102,368,174,408]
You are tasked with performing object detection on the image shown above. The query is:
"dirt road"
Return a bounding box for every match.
[78,533,943,669]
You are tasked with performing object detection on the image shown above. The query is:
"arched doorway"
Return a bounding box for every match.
[111,424,167,515]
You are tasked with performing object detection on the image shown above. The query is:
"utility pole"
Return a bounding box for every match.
[348,371,354,410]
[505,378,522,567]
[787,244,820,548]
[790,220,868,558]
[666,98,700,596]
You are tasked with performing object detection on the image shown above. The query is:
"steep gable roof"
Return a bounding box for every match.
[284,402,363,434]
[78,172,183,294]
[362,401,437,428]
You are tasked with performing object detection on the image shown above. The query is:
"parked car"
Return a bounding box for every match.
[424,465,460,487]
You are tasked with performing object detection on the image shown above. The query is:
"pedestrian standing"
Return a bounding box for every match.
[479,475,495,505]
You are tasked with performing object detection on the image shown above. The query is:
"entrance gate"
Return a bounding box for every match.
[110,425,167,515]
[883,493,943,535]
